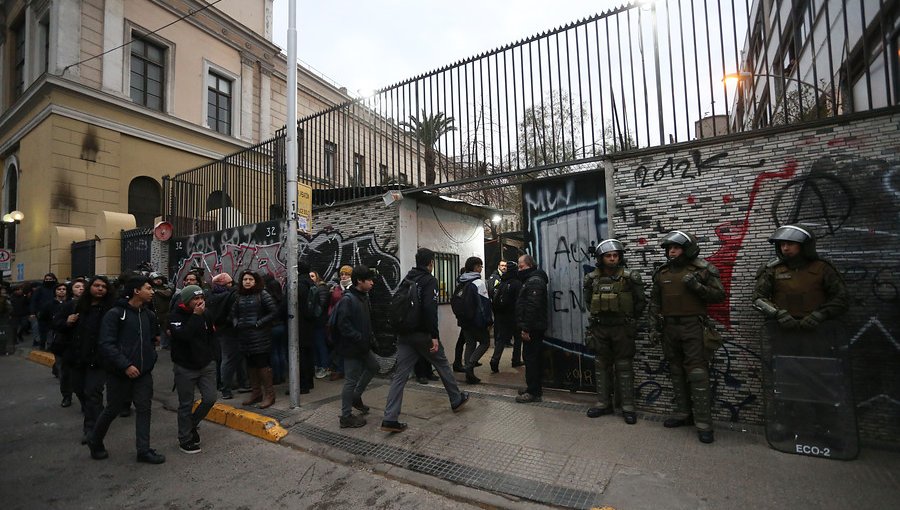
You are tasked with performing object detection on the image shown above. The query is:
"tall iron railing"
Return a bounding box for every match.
[165,1,898,229]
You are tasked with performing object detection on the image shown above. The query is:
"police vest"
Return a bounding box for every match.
[658,264,707,316]
[772,260,828,317]
[588,268,635,317]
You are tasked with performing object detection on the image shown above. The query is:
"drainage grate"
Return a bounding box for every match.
[291,422,604,509]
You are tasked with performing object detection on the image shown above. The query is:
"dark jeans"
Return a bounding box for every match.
[414,354,433,378]
[462,327,490,369]
[453,330,465,367]
[174,362,217,444]
[270,323,288,383]
[299,329,315,389]
[312,326,330,368]
[91,371,154,454]
[522,331,545,396]
[58,357,73,398]
[341,352,379,417]
[491,318,522,364]
[219,332,247,390]
[75,366,106,436]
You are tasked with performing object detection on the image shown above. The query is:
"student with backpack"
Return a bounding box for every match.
[451,256,493,384]
[330,265,380,428]
[488,261,523,372]
[381,248,470,433]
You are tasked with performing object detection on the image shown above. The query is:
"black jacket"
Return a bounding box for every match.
[402,266,440,339]
[332,287,372,359]
[99,299,160,376]
[493,269,523,321]
[515,267,549,333]
[30,284,56,317]
[50,299,77,357]
[231,290,277,354]
[169,305,216,370]
[205,286,237,335]
[69,299,115,367]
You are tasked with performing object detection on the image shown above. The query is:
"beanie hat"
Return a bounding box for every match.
[180,285,204,304]
[211,273,233,286]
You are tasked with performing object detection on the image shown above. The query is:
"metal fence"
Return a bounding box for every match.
[120,227,153,273]
[165,0,898,231]
[162,128,286,235]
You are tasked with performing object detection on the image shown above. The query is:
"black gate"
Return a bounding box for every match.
[121,227,154,273]
[71,239,96,278]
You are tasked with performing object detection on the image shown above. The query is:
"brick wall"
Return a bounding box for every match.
[608,110,900,445]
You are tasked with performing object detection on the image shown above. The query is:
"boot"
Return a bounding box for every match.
[586,366,612,418]
[615,359,637,425]
[258,367,276,409]
[241,368,263,406]
[663,368,691,427]
[465,366,481,384]
[688,367,713,433]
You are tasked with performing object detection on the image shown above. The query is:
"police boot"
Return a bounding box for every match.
[615,359,637,425]
[586,366,613,418]
[663,368,693,428]
[688,367,714,443]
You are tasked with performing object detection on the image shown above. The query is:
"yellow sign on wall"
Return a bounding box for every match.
[297,183,312,232]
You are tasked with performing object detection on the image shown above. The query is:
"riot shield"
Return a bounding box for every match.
[761,320,859,460]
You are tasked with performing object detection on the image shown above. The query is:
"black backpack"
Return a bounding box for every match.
[388,278,420,333]
[491,279,512,313]
[450,281,474,322]
[302,283,323,319]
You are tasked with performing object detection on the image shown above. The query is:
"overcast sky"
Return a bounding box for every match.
[272,0,623,95]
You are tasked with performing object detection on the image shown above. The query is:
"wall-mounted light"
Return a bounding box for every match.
[3,210,23,224]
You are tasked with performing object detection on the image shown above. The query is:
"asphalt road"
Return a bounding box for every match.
[0,355,477,510]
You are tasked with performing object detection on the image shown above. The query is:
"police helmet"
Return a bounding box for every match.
[660,230,700,259]
[149,272,162,280]
[597,239,625,256]
[768,224,818,259]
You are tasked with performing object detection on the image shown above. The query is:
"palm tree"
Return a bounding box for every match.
[400,110,456,186]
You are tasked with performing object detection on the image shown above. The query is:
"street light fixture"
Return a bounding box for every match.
[2,210,23,250]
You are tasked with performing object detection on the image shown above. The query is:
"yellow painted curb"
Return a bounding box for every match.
[195,401,288,443]
[27,350,56,367]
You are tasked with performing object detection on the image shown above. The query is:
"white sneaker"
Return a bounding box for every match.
[314,367,327,379]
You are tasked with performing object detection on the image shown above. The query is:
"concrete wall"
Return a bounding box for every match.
[603,110,900,444]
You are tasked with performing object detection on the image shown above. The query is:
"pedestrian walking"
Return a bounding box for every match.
[488,260,523,372]
[451,256,493,384]
[170,285,217,454]
[331,265,380,428]
[51,279,86,407]
[382,249,470,433]
[583,239,646,424]
[650,231,725,444]
[514,254,549,404]
[87,276,165,464]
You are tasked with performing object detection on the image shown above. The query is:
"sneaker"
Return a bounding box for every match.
[315,367,327,379]
[697,430,715,444]
[221,391,233,400]
[511,361,525,368]
[489,360,499,374]
[452,364,465,373]
[451,392,470,412]
[179,442,201,454]
[517,387,528,395]
[191,427,201,445]
[136,449,166,464]
[380,420,408,433]
[88,440,108,460]
[515,392,542,403]
[61,396,72,408]
[586,406,613,418]
[352,397,370,415]
[623,411,637,425]
[339,414,367,428]
[416,376,429,385]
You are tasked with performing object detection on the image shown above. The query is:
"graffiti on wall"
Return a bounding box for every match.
[522,171,608,390]
[614,140,899,441]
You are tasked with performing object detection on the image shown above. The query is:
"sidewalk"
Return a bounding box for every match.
[27,346,900,509]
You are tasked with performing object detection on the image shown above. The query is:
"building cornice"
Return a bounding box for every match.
[0,76,247,160]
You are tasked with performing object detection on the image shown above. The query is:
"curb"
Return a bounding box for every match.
[197,401,288,443]
[27,350,55,367]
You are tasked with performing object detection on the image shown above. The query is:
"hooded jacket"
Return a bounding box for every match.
[99,298,160,376]
[169,304,216,370]
[493,267,523,320]
[332,286,373,359]
[515,266,549,333]
[454,272,493,329]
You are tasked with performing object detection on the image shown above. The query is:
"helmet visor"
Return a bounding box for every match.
[768,225,811,244]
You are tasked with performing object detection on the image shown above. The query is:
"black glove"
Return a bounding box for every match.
[776,309,799,329]
[682,272,702,292]
[799,311,826,330]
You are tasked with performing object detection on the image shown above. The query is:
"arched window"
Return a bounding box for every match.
[3,157,19,251]
[206,190,232,212]
[128,177,161,228]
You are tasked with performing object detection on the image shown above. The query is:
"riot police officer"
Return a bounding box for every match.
[583,239,646,424]
[752,225,848,336]
[650,231,725,444]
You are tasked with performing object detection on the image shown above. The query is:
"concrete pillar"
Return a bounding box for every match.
[240,53,255,142]
[259,65,272,140]
[94,211,135,276]
[101,0,125,95]
[53,0,82,77]
[396,197,417,274]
